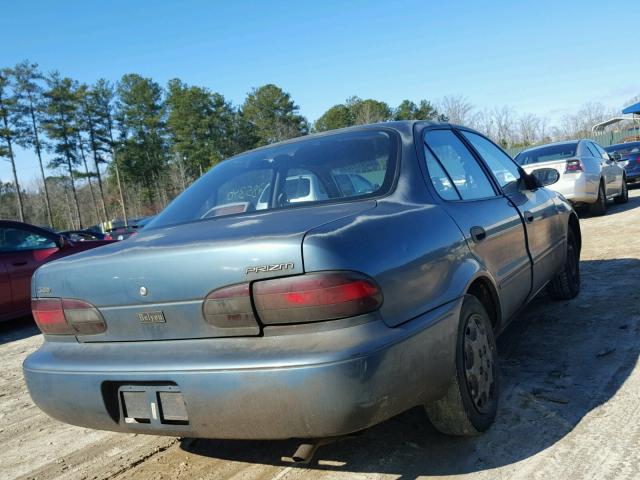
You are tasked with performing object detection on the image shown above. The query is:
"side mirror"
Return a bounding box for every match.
[530,168,560,187]
[56,235,72,249]
[610,151,622,162]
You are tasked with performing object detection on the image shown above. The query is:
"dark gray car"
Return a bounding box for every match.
[23,121,581,442]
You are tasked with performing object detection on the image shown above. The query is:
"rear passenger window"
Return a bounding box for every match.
[585,143,599,157]
[424,147,459,200]
[461,131,522,195]
[591,142,609,159]
[424,130,496,200]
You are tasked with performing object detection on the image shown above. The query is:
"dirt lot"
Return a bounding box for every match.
[3,189,640,480]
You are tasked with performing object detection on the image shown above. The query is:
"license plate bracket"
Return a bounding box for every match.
[118,384,189,426]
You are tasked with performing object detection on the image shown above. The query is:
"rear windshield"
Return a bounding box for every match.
[604,142,640,158]
[148,129,397,228]
[515,143,577,165]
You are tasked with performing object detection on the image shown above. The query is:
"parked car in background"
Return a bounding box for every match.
[605,141,640,185]
[24,122,581,443]
[0,220,114,322]
[109,216,156,240]
[515,139,628,215]
[59,229,113,242]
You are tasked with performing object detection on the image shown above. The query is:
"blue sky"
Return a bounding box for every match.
[2,0,639,185]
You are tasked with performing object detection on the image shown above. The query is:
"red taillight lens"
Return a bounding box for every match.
[253,272,383,325]
[565,159,583,173]
[32,298,70,334]
[104,234,113,240]
[634,154,640,165]
[32,298,106,335]
[203,283,258,328]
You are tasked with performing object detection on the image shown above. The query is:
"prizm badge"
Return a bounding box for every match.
[138,311,166,324]
[245,262,295,275]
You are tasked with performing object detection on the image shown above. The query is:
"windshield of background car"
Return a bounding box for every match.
[604,142,640,159]
[148,129,397,228]
[514,143,578,165]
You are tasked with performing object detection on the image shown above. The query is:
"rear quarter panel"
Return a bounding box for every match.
[303,200,478,327]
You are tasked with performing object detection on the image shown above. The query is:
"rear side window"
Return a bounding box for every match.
[591,142,609,159]
[0,227,57,252]
[149,130,397,228]
[424,130,496,201]
[584,143,599,157]
[461,131,522,195]
[515,143,578,165]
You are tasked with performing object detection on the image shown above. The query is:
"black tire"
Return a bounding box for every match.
[589,182,607,216]
[614,178,628,204]
[425,295,498,436]
[547,229,580,300]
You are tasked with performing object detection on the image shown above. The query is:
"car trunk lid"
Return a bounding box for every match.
[33,201,375,342]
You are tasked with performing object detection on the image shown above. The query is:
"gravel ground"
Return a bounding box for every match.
[2,188,640,480]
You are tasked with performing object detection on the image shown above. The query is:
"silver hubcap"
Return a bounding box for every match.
[464,314,495,413]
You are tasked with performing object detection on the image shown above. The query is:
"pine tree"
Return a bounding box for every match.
[42,72,84,228]
[115,74,167,204]
[241,84,308,146]
[76,83,108,219]
[0,68,25,222]
[12,61,54,226]
[91,79,127,223]
[166,79,235,179]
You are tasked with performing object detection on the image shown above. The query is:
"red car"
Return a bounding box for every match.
[0,220,114,322]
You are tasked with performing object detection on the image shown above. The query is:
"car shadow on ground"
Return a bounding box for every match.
[577,186,640,219]
[180,258,640,478]
[577,184,640,218]
[0,315,39,345]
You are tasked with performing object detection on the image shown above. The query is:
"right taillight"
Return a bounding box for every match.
[565,159,583,173]
[32,298,106,335]
[253,271,382,325]
[201,271,383,329]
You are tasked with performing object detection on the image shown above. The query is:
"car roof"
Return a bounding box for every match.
[517,140,580,155]
[225,120,449,158]
[606,141,640,149]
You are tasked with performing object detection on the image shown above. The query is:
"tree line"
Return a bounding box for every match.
[0,60,631,230]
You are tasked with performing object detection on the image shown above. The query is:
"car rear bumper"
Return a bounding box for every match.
[551,172,599,204]
[23,299,460,440]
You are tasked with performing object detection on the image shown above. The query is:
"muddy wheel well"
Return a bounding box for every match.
[466,278,500,331]
[568,213,581,253]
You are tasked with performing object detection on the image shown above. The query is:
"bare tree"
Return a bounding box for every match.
[437,95,474,125]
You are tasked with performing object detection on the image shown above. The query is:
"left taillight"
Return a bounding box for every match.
[203,283,258,328]
[32,298,107,335]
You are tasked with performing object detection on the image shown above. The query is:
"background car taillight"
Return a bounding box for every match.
[32,298,107,335]
[565,159,583,173]
[253,271,382,324]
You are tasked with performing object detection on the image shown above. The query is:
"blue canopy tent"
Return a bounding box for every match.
[622,102,640,115]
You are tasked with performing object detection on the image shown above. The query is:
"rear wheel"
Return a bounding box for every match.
[425,295,498,435]
[589,182,607,216]
[614,178,628,204]
[547,229,580,300]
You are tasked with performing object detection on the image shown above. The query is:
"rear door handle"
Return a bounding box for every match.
[524,211,535,223]
[470,226,486,242]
